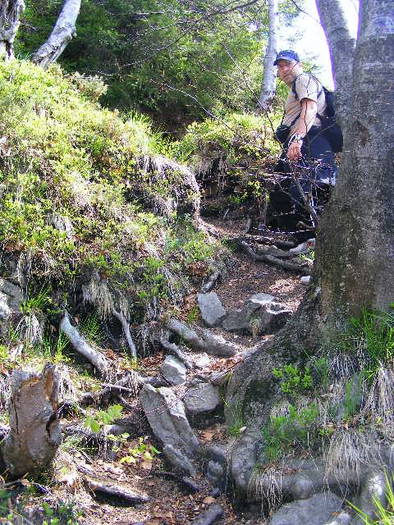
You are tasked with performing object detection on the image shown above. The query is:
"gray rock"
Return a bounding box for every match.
[206,460,225,487]
[222,296,291,335]
[350,470,388,525]
[231,431,261,494]
[248,293,275,306]
[160,355,187,385]
[140,384,200,457]
[183,383,220,415]
[162,444,196,476]
[269,492,343,525]
[197,292,226,327]
[325,511,352,525]
[0,279,23,320]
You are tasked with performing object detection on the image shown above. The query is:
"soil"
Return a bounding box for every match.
[10,218,307,525]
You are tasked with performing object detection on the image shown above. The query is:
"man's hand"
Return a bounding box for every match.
[287,140,302,161]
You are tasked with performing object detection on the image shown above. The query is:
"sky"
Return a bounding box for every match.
[279,0,359,89]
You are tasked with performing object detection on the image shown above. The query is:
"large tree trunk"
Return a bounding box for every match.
[316,0,394,328]
[0,0,25,60]
[257,0,278,111]
[32,0,81,69]
[1,364,61,479]
[315,0,356,122]
[226,0,394,425]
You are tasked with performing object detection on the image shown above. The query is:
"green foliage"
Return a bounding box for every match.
[273,364,313,396]
[226,402,245,437]
[262,403,319,461]
[119,436,160,464]
[342,309,394,376]
[17,0,301,125]
[80,313,105,346]
[84,404,123,433]
[41,501,82,525]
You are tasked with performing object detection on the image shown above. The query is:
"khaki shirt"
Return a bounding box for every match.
[282,73,327,130]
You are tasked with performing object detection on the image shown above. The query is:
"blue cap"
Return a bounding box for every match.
[273,50,300,65]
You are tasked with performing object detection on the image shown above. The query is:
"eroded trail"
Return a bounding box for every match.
[31,218,308,525]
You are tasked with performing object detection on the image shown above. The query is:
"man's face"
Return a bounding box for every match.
[276,59,299,84]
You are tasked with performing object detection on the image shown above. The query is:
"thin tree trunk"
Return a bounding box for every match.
[315,0,356,123]
[32,0,81,69]
[0,0,25,60]
[257,0,278,111]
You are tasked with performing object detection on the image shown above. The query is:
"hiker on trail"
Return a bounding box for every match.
[268,50,342,242]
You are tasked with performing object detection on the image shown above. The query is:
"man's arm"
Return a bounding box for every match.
[287,98,317,161]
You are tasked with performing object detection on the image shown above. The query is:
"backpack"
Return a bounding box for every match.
[291,76,343,153]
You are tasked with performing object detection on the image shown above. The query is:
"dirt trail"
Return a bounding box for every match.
[39,218,306,525]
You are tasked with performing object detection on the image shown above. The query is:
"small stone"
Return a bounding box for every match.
[160,355,187,385]
[197,292,227,327]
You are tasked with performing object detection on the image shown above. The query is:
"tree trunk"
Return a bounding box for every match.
[315,0,356,122]
[225,0,394,425]
[316,0,394,328]
[257,0,278,111]
[1,364,61,479]
[32,0,81,69]
[0,0,25,60]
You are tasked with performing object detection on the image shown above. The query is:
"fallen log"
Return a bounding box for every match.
[60,312,108,375]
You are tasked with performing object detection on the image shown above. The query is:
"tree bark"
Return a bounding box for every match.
[32,0,81,69]
[226,0,394,425]
[257,0,278,111]
[315,0,356,122]
[1,364,61,479]
[0,0,25,60]
[316,0,394,329]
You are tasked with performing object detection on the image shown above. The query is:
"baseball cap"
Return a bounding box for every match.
[273,50,300,65]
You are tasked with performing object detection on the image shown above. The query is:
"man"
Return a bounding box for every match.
[269,50,338,240]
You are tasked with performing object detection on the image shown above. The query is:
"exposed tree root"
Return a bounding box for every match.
[166,318,236,357]
[190,503,224,525]
[239,240,310,274]
[113,309,137,359]
[160,332,193,369]
[60,312,108,376]
[151,471,201,493]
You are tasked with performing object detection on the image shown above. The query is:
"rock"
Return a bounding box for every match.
[162,444,197,476]
[248,293,275,306]
[140,384,200,457]
[268,492,343,525]
[350,470,388,525]
[300,275,311,285]
[0,278,23,320]
[231,430,262,495]
[190,503,224,525]
[183,383,220,415]
[160,356,187,385]
[325,511,352,525]
[222,295,291,335]
[206,460,225,489]
[197,292,226,327]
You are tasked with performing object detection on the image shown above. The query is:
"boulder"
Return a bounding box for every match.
[197,292,226,327]
[160,356,187,385]
[350,470,388,525]
[140,384,200,457]
[268,492,343,525]
[162,444,197,476]
[0,279,23,320]
[222,293,291,335]
[183,383,220,415]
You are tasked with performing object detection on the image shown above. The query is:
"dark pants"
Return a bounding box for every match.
[268,126,337,240]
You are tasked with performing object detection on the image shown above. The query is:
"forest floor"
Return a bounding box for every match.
[19,218,307,525]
